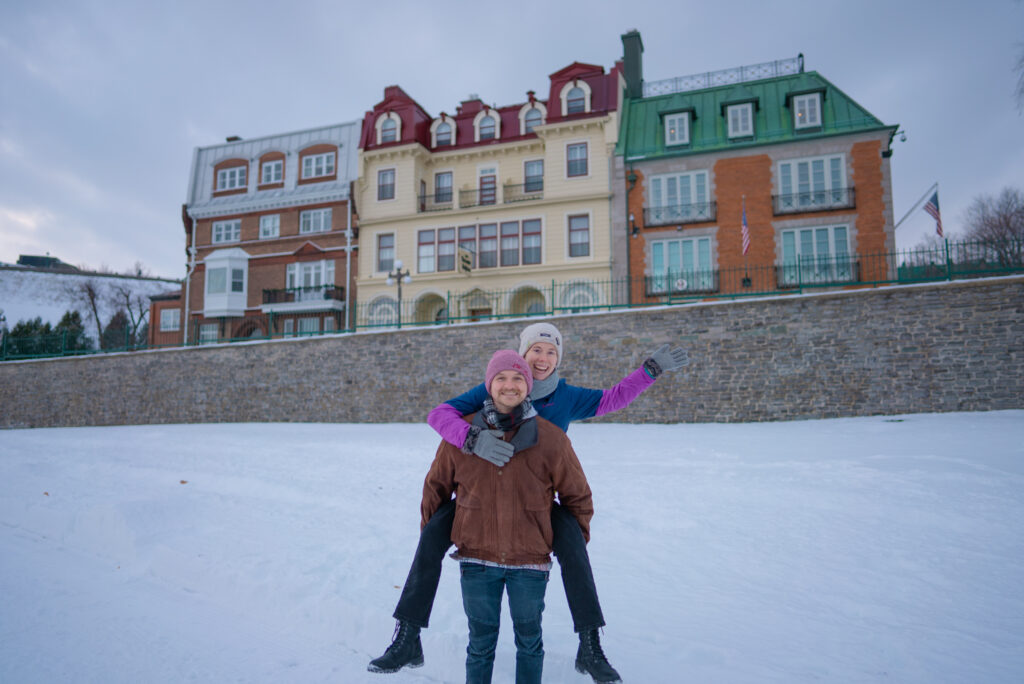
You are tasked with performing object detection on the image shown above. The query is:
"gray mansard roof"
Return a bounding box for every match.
[184,121,361,220]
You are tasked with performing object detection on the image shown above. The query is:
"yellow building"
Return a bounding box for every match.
[354,62,624,327]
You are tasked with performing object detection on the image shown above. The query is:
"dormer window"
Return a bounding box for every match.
[473,110,501,142]
[381,118,398,142]
[566,87,586,114]
[664,112,690,146]
[436,122,452,145]
[793,93,822,129]
[216,165,247,191]
[727,103,754,138]
[525,109,542,133]
[375,112,402,145]
[479,115,496,140]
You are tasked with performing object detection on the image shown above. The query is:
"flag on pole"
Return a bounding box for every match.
[741,199,751,255]
[923,191,944,237]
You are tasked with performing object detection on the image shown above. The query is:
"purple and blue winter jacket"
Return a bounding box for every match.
[427,366,656,449]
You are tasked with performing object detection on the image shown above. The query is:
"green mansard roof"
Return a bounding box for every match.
[617,71,897,160]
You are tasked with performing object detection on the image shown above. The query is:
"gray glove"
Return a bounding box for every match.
[644,344,690,378]
[469,428,514,466]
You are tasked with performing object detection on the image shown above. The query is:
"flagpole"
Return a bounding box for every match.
[894,182,939,231]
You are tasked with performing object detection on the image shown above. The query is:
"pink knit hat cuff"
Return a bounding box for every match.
[485,350,534,395]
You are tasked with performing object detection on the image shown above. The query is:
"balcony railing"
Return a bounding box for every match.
[773,187,856,215]
[263,284,345,305]
[643,201,717,227]
[460,187,498,209]
[645,270,720,296]
[503,181,544,203]
[418,192,454,212]
[776,258,860,288]
[644,55,803,97]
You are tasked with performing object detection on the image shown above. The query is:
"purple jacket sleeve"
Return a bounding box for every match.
[594,365,656,417]
[427,403,473,450]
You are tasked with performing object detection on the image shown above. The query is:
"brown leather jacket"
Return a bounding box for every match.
[421,415,594,566]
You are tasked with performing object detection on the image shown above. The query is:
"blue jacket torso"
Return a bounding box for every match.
[445,380,603,433]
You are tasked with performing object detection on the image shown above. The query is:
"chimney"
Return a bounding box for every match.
[621,29,644,99]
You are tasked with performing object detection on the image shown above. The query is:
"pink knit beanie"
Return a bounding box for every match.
[485,350,534,396]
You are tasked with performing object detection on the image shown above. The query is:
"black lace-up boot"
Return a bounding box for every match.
[575,629,622,683]
[367,620,424,673]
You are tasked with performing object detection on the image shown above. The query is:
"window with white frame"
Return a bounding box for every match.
[568,214,590,257]
[435,171,453,203]
[378,168,395,200]
[524,159,543,192]
[567,143,588,177]
[664,112,690,146]
[212,219,241,244]
[206,266,244,294]
[793,93,822,129]
[159,308,180,332]
[524,108,542,133]
[286,260,335,300]
[434,120,453,146]
[261,159,283,184]
[216,166,247,191]
[479,115,496,140]
[559,80,592,116]
[780,225,853,285]
[649,171,710,224]
[650,237,714,293]
[381,118,398,143]
[259,214,280,239]
[727,103,754,138]
[777,154,847,211]
[302,152,335,179]
[300,208,331,234]
[478,224,497,267]
[377,233,394,272]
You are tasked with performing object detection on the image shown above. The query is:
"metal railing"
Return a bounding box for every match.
[460,187,497,208]
[773,187,856,215]
[262,284,345,304]
[417,192,454,212]
[503,182,544,203]
[643,55,803,97]
[4,240,1022,358]
[643,201,717,226]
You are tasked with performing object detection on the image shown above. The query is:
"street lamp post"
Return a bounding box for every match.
[385,260,412,329]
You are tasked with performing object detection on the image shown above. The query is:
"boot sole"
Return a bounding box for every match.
[575,661,622,683]
[367,656,425,673]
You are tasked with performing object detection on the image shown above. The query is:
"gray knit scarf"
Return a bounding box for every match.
[529,370,560,401]
[481,397,537,431]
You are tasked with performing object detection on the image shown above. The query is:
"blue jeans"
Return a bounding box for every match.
[460,562,549,684]
[395,500,604,632]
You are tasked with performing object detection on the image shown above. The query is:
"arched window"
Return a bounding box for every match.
[524,108,542,133]
[479,115,496,140]
[381,118,397,143]
[436,122,452,146]
[567,87,586,114]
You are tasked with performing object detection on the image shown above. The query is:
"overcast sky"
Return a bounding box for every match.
[2,0,1022,279]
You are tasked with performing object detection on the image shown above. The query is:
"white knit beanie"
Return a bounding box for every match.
[518,322,563,365]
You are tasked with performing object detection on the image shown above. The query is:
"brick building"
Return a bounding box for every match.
[613,31,899,302]
[177,122,361,344]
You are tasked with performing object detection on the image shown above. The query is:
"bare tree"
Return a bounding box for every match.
[1016,43,1024,113]
[108,282,151,344]
[961,186,1024,265]
[64,278,105,344]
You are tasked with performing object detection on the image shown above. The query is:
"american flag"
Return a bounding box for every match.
[741,200,751,255]
[924,191,944,237]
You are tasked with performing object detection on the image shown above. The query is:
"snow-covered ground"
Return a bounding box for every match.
[0,266,179,328]
[2,412,1023,683]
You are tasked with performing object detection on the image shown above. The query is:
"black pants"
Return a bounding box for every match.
[393,499,605,632]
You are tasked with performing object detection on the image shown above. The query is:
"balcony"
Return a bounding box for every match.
[460,187,498,209]
[773,187,856,215]
[645,270,720,296]
[643,201,717,227]
[418,192,454,213]
[261,284,346,314]
[503,181,544,204]
[776,258,860,288]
